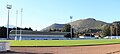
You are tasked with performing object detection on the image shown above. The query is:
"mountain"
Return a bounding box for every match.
[71,18,108,32]
[41,18,108,32]
[41,23,65,31]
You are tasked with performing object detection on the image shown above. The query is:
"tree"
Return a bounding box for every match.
[61,24,75,38]
[111,22,120,36]
[28,27,33,31]
[48,28,61,32]
[23,27,29,30]
[23,27,33,31]
[0,26,33,38]
[48,28,52,32]
[61,24,71,32]
[12,27,21,30]
[101,24,110,36]
[0,26,7,38]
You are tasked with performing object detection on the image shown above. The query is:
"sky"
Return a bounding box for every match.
[0,0,120,30]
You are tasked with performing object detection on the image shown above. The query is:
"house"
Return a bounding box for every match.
[78,33,95,39]
[9,30,70,40]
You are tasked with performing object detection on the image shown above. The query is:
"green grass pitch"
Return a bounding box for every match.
[2,39,120,46]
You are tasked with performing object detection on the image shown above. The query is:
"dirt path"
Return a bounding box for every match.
[2,44,120,54]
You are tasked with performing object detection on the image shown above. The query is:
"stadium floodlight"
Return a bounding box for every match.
[15,10,18,40]
[7,5,12,9]
[70,16,73,39]
[20,8,23,40]
[6,4,12,39]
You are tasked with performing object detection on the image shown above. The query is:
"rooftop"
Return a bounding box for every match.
[10,30,70,35]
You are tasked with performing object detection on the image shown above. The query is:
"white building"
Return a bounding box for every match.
[9,30,70,40]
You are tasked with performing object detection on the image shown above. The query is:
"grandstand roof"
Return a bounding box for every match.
[10,30,70,35]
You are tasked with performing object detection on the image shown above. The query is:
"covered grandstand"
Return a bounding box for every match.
[9,30,70,40]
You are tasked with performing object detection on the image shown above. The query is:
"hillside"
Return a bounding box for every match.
[41,18,108,32]
[41,23,65,31]
[71,18,108,32]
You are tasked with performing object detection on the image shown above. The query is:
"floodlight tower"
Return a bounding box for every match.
[19,8,23,40]
[70,16,73,39]
[15,10,18,40]
[6,4,12,39]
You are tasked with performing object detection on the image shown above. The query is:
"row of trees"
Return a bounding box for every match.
[101,21,120,36]
[0,26,33,38]
[12,27,33,31]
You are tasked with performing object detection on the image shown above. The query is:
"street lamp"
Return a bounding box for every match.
[6,4,12,39]
[70,16,73,39]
